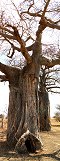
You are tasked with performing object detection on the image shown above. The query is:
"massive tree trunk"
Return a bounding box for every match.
[0,36,42,153]
[5,61,42,152]
[0,30,50,153]
[0,23,43,153]
[0,22,43,151]
[39,90,51,131]
[38,69,51,131]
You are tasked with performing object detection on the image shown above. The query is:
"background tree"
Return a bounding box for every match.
[54,104,60,122]
[38,45,60,131]
[0,0,60,153]
[39,66,51,131]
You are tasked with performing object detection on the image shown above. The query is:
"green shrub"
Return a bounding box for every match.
[54,112,60,122]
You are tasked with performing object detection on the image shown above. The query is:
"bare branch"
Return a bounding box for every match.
[0,62,20,83]
[5,38,21,52]
[7,47,15,58]
[11,0,20,18]
[11,26,32,63]
[47,86,60,89]
[0,25,14,35]
[0,74,8,82]
[21,11,41,17]
[48,90,60,94]
[0,31,15,40]
[42,0,50,18]
[27,43,34,51]
[28,0,34,12]
[39,56,60,68]
[0,24,32,63]
[46,19,60,30]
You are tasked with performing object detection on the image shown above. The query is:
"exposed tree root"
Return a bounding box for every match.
[15,130,43,154]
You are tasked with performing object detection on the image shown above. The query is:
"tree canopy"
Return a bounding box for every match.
[0,0,60,68]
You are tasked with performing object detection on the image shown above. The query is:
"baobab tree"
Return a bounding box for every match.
[0,0,60,153]
[39,47,60,131]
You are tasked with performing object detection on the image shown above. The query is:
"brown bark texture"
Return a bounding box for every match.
[5,60,42,152]
[0,33,50,153]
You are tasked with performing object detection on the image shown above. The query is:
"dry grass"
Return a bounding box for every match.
[0,118,60,161]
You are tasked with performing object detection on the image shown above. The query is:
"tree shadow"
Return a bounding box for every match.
[52,125,60,127]
[0,141,60,160]
[30,149,60,161]
[0,141,28,159]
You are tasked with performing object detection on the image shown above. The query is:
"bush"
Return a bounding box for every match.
[54,112,60,122]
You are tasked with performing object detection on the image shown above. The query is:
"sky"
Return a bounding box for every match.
[49,92,60,117]
[0,82,9,116]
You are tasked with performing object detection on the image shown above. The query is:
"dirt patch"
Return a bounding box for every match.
[0,118,60,161]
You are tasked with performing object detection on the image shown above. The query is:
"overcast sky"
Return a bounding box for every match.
[0,82,9,116]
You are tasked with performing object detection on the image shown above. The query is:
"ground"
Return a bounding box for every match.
[0,118,60,161]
